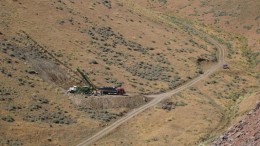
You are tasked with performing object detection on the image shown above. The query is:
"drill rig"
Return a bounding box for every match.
[67,68,97,94]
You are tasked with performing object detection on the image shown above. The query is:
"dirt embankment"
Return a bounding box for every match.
[211,102,260,146]
[69,94,152,124]
[70,94,151,109]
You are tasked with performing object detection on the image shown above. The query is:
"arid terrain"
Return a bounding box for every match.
[0,0,259,146]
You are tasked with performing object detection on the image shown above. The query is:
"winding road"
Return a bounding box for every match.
[76,9,226,146]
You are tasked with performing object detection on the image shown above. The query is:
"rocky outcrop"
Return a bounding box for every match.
[211,102,260,146]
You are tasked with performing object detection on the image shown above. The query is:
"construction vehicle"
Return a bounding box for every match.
[68,68,125,95]
[116,87,125,95]
[67,85,93,94]
[67,68,97,94]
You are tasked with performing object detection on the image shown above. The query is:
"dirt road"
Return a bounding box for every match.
[76,27,226,146]
[76,4,226,146]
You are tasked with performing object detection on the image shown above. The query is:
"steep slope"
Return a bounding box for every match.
[212,101,260,146]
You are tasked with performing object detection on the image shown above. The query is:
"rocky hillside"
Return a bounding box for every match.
[211,102,260,146]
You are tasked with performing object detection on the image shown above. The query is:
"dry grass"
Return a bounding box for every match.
[0,0,259,146]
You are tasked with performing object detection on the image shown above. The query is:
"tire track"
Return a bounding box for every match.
[76,2,226,146]
[76,24,225,146]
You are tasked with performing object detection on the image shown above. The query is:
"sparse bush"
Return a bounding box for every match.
[32,96,49,104]
[256,29,260,34]
[23,110,75,124]
[89,59,98,64]
[189,87,197,91]
[127,62,173,82]
[196,68,204,74]
[101,0,112,9]
[243,25,253,30]
[28,103,42,111]
[2,115,15,122]
[0,96,12,101]
[175,101,187,106]
[6,105,22,111]
[0,86,15,101]
[80,108,123,122]
[1,139,23,146]
[58,20,65,25]
[146,137,159,142]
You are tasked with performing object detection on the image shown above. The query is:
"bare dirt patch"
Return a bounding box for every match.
[69,94,152,123]
[70,94,151,109]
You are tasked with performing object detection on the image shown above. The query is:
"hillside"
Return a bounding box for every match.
[0,0,259,146]
[131,0,260,70]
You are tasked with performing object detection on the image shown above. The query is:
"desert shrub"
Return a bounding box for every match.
[242,47,260,67]
[168,75,185,89]
[228,92,243,101]
[146,137,159,143]
[256,29,260,34]
[85,26,148,54]
[158,0,167,4]
[79,107,124,122]
[89,59,98,64]
[0,96,12,101]
[1,139,23,146]
[6,105,22,111]
[32,96,49,104]
[28,103,42,111]
[0,86,16,101]
[175,101,187,106]
[101,0,112,9]
[1,115,15,122]
[127,62,173,81]
[189,87,197,91]
[59,20,65,25]
[243,25,253,30]
[196,68,204,74]
[23,110,75,124]
[214,11,228,17]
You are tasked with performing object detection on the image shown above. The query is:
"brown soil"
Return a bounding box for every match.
[0,0,259,146]
[70,94,151,109]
